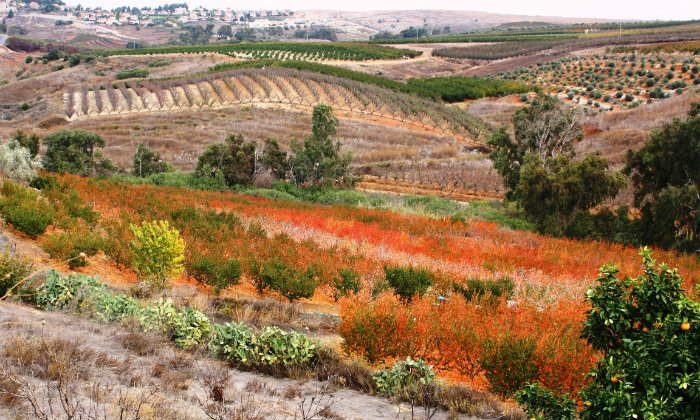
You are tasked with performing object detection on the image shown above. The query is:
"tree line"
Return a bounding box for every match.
[488,92,699,253]
[1,105,354,191]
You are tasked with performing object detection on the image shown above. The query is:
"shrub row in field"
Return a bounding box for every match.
[35,270,318,371]
[30,269,503,417]
[433,41,561,60]
[204,59,534,103]
[406,76,534,102]
[92,42,421,61]
[338,289,594,397]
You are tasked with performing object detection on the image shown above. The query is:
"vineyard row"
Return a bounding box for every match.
[63,68,489,143]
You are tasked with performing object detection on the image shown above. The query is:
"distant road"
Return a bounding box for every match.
[0,35,7,46]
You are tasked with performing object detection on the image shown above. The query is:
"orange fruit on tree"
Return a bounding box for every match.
[681,322,691,331]
[611,375,619,383]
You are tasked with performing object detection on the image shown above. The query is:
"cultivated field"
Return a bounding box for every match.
[63,68,486,142]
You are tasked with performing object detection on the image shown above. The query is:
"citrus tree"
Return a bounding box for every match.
[130,220,185,290]
[580,248,700,419]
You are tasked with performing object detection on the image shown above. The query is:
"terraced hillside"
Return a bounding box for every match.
[63,67,490,144]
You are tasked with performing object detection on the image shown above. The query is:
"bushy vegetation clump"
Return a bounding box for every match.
[186,255,241,295]
[515,383,577,420]
[0,248,33,299]
[373,357,437,397]
[130,220,185,290]
[383,265,432,301]
[0,138,42,184]
[489,93,625,236]
[116,68,149,79]
[0,181,54,237]
[579,249,700,419]
[132,143,172,177]
[42,129,116,177]
[452,277,515,302]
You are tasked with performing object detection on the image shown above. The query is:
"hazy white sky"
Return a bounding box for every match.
[74,0,700,21]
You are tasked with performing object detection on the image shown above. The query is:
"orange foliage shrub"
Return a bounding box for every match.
[51,174,698,394]
[339,293,595,395]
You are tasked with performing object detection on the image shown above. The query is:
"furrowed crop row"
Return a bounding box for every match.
[64,68,489,142]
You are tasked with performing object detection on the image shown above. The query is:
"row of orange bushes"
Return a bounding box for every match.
[49,174,698,394]
[339,292,595,396]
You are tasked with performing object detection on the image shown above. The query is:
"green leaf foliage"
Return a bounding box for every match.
[373,357,437,397]
[35,270,105,310]
[132,143,171,177]
[480,333,539,397]
[0,248,33,298]
[42,129,116,177]
[0,181,55,237]
[517,153,625,236]
[130,220,185,290]
[384,264,432,301]
[289,105,353,188]
[196,133,256,187]
[580,248,700,420]
[624,104,700,252]
[515,382,577,420]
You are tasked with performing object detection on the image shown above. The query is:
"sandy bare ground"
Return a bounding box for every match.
[0,301,465,420]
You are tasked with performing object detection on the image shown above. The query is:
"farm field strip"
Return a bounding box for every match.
[63,175,700,306]
[64,68,488,143]
[497,53,700,109]
[95,41,422,61]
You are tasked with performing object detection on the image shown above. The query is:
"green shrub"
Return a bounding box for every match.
[480,333,539,397]
[138,297,179,335]
[259,257,318,302]
[373,357,437,397]
[251,326,317,371]
[0,248,33,298]
[93,292,140,323]
[41,229,102,268]
[186,255,241,295]
[209,321,254,364]
[0,181,54,237]
[42,129,116,177]
[130,220,185,290]
[147,60,171,68]
[35,270,104,310]
[172,306,212,348]
[580,249,700,420]
[20,103,29,111]
[515,383,577,420]
[115,68,149,79]
[384,265,432,301]
[453,277,515,302]
[329,268,361,301]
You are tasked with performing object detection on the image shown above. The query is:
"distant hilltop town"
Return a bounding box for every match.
[0,0,301,28]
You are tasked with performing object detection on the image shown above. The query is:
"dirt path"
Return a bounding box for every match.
[0,301,463,420]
